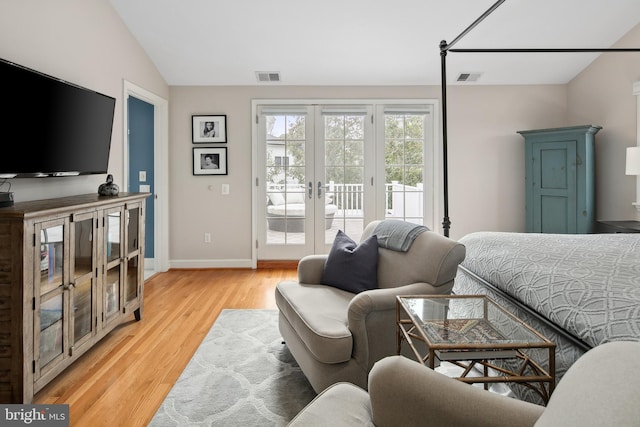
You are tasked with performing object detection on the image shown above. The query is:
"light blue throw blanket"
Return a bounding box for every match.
[373,220,429,252]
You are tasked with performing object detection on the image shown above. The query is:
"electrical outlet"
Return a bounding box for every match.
[204,232,211,243]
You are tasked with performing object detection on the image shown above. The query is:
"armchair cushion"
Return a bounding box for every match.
[321,230,379,294]
[276,281,354,364]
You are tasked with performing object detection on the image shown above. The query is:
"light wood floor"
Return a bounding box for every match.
[33,268,297,427]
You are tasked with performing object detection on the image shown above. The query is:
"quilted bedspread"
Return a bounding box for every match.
[457,232,640,348]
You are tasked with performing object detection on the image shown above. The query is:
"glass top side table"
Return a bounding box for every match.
[396,294,556,403]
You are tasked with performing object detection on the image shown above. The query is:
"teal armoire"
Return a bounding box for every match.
[518,125,601,234]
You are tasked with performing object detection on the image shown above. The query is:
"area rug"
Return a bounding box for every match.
[149,309,316,426]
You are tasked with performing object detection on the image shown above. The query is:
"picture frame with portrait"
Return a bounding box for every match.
[193,147,228,175]
[192,114,227,143]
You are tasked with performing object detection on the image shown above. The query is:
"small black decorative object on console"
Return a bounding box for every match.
[0,179,13,207]
[98,174,119,196]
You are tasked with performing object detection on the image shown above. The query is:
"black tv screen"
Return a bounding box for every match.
[0,58,116,178]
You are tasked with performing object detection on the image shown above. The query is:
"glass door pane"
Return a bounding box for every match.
[384,113,428,225]
[39,224,64,294]
[125,205,141,304]
[264,113,309,246]
[127,207,140,253]
[323,113,367,245]
[73,218,93,276]
[105,266,120,318]
[73,278,93,344]
[39,292,64,367]
[125,256,139,303]
[106,211,121,263]
[72,217,94,344]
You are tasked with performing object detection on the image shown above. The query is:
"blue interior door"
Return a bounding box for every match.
[128,96,155,258]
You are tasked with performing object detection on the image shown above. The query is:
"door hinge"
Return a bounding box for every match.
[255,177,259,187]
[256,114,259,124]
[255,240,259,249]
[371,115,374,124]
[32,360,35,374]
[32,297,36,311]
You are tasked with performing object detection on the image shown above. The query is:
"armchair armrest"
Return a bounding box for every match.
[347,282,439,371]
[368,356,544,427]
[297,254,328,284]
[348,282,435,320]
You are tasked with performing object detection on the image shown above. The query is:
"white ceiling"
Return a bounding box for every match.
[110,0,640,86]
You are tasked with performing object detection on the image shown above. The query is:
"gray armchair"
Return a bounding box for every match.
[289,341,640,427]
[275,220,466,393]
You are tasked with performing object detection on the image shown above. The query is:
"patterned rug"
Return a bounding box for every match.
[150,309,316,426]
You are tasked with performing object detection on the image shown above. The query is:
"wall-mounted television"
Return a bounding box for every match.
[0,58,116,178]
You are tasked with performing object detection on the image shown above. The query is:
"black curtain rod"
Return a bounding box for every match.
[450,47,640,53]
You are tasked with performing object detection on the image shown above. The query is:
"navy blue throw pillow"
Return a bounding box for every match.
[321,230,379,294]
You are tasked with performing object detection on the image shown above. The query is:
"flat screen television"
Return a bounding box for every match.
[0,58,116,178]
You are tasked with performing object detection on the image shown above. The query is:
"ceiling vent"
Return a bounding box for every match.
[456,72,483,82]
[256,71,281,83]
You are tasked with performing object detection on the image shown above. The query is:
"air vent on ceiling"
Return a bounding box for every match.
[457,72,483,82]
[256,71,281,83]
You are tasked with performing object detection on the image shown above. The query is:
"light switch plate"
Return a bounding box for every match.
[221,184,230,195]
[139,171,147,182]
[140,184,151,193]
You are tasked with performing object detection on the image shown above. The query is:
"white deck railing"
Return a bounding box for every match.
[267,181,423,217]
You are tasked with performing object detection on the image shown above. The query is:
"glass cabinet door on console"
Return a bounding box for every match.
[34,219,68,379]
[124,202,143,320]
[103,206,123,327]
[69,212,98,354]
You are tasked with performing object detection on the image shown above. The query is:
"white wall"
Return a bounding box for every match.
[168,84,567,266]
[0,0,169,202]
[567,22,640,222]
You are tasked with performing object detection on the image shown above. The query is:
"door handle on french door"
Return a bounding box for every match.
[308,181,313,199]
[317,181,322,198]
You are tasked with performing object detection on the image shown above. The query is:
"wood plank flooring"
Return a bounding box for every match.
[33,268,297,427]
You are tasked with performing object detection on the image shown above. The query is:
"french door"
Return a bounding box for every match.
[254,100,437,261]
[256,105,375,259]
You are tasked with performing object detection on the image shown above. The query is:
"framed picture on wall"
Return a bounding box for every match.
[193,147,228,175]
[192,114,227,143]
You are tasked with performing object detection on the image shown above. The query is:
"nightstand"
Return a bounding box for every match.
[597,220,640,233]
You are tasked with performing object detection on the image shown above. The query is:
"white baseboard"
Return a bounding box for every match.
[170,259,254,269]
